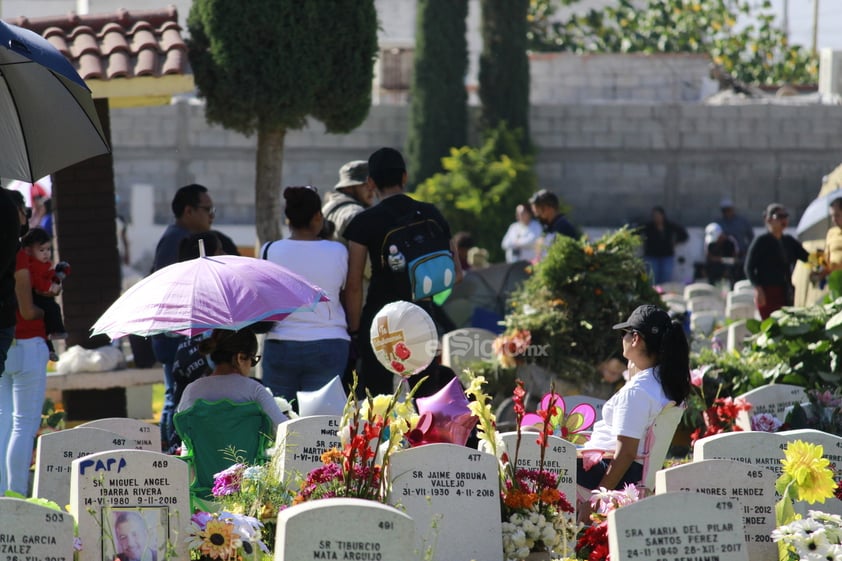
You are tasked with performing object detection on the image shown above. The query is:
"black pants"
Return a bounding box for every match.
[576,458,643,490]
[32,293,65,335]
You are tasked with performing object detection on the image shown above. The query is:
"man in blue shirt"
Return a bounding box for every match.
[529,189,579,257]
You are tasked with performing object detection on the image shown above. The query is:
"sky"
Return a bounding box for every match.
[766,0,842,51]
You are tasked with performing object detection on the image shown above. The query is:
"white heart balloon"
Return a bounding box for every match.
[370,301,438,377]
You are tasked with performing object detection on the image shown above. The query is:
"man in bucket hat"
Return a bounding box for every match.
[322,160,376,245]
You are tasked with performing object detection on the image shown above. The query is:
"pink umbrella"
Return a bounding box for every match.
[91,254,328,339]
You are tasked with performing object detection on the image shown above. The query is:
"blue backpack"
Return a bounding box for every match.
[380,204,456,301]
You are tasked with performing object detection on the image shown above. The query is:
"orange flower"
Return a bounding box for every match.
[584,245,594,256]
[540,487,562,505]
[504,488,537,510]
[321,448,343,464]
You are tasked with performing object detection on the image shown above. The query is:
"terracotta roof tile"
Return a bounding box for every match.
[5,6,189,82]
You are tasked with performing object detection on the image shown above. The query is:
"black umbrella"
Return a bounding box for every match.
[0,21,110,182]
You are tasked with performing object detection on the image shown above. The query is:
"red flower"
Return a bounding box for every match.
[513,380,527,419]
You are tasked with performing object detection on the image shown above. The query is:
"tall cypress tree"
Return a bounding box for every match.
[479,0,530,147]
[406,0,469,189]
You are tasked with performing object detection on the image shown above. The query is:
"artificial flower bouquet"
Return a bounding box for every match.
[186,511,268,561]
[575,485,642,561]
[467,376,578,560]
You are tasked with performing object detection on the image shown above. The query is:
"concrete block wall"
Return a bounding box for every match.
[111,100,842,272]
[529,53,717,104]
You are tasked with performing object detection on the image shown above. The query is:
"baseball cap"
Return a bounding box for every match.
[334,160,369,190]
[720,197,734,209]
[612,305,672,337]
[704,222,723,246]
[764,203,787,219]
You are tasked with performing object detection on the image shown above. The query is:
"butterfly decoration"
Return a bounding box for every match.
[520,393,597,445]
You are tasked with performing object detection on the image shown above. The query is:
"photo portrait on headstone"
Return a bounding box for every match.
[104,508,165,561]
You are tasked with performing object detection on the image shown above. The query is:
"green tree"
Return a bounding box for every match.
[414,124,536,263]
[187,1,378,243]
[528,0,817,86]
[407,0,469,190]
[479,0,531,145]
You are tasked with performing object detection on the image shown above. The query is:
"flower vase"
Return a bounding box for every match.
[525,550,551,561]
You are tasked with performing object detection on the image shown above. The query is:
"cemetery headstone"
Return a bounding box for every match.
[735,384,807,430]
[274,498,414,561]
[69,449,190,561]
[33,426,133,507]
[608,493,748,561]
[693,431,785,476]
[388,443,503,561]
[482,431,577,516]
[0,497,75,561]
[656,458,775,561]
[275,415,342,488]
[78,418,158,451]
[780,429,842,479]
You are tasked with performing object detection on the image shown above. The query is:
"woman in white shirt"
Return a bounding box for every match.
[259,186,350,410]
[577,305,690,491]
[501,204,543,263]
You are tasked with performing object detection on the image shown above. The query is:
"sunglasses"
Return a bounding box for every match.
[195,204,216,216]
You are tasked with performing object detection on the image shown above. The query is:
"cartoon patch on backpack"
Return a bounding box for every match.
[381,209,455,300]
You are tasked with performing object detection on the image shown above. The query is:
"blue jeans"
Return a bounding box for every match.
[0,337,49,494]
[262,339,349,411]
[643,256,674,286]
[151,334,183,450]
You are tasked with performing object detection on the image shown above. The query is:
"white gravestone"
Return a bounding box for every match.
[274,498,414,561]
[735,384,807,430]
[656,459,776,561]
[608,493,749,561]
[693,431,785,476]
[78,418,158,451]
[388,443,503,561]
[0,497,75,561]
[275,415,342,488]
[481,431,577,517]
[780,429,842,479]
[33,426,133,507]
[69,449,190,561]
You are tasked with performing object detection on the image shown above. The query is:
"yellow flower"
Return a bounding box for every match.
[780,441,836,504]
[200,519,239,560]
[361,394,392,421]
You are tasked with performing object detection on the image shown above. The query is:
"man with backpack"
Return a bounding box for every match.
[322,160,375,245]
[344,148,462,397]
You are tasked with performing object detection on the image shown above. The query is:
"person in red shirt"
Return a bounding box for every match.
[20,227,68,362]
[0,200,48,495]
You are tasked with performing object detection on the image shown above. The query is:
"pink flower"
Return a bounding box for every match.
[750,413,782,432]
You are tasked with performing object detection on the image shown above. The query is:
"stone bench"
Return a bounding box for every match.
[45,367,161,420]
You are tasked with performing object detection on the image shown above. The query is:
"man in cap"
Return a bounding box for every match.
[344,147,462,397]
[322,160,376,245]
[703,222,738,286]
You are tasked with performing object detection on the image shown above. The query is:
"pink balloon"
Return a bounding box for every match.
[413,378,476,446]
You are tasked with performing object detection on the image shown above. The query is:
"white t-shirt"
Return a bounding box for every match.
[501,219,543,263]
[260,239,349,341]
[583,367,671,457]
[177,375,289,428]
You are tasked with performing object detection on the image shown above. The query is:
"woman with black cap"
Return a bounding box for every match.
[576,305,691,492]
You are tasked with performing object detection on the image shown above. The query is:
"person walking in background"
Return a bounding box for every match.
[529,189,579,258]
[640,206,688,285]
[744,203,809,319]
[719,197,754,280]
[501,203,543,263]
[704,222,738,286]
[0,198,48,495]
[823,197,842,275]
[150,184,217,452]
[260,186,350,410]
[322,160,375,245]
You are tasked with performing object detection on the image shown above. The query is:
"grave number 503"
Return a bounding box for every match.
[45,512,64,523]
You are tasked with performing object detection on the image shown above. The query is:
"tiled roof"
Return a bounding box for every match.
[5,6,189,82]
